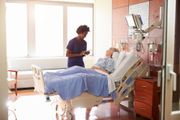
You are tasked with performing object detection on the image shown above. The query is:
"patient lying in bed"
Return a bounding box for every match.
[44,66,115,100]
[44,47,119,100]
[91,47,119,74]
[35,47,146,102]
[31,47,149,120]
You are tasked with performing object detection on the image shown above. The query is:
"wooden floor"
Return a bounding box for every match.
[8,89,148,120]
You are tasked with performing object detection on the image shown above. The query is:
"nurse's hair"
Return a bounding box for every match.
[76,25,90,34]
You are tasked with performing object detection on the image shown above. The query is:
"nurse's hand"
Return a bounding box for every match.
[80,50,90,56]
[84,50,90,55]
[80,51,86,56]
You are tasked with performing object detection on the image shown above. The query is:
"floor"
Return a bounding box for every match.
[8,89,148,120]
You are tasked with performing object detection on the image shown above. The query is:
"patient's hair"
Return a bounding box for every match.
[76,25,90,34]
[110,47,119,53]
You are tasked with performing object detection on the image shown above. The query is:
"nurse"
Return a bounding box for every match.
[66,25,90,67]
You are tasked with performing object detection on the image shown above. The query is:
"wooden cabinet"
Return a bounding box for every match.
[134,77,160,120]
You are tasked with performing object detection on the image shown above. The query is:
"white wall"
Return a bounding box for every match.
[48,0,94,3]
[0,1,8,120]
[94,0,112,58]
[37,0,94,3]
[8,56,94,71]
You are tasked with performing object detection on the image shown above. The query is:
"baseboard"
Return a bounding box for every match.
[10,87,34,91]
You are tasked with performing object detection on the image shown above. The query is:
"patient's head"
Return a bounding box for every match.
[106,47,119,58]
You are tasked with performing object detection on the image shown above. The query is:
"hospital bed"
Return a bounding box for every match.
[31,53,148,120]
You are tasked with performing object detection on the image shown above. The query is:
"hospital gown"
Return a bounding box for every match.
[95,57,115,73]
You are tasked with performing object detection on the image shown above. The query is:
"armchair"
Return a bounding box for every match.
[7,70,18,96]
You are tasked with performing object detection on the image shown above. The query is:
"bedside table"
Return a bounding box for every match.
[134,77,160,120]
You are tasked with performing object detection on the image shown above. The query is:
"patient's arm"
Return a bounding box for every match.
[91,65,109,74]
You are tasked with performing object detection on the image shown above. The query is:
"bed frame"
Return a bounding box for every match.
[31,60,148,120]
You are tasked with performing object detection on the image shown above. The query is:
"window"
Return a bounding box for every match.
[6,3,27,57]
[67,6,93,51]
[35,4,63,57]
[5,1,93,58]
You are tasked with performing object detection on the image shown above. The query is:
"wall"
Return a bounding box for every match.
[35,0,94,3]
[94,0,112,58]
[7,56,94,88]
[112,0,164,66]
[0,1,8,120]
[8,57,94,70]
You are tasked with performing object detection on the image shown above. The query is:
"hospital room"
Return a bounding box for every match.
[0,0,180,120]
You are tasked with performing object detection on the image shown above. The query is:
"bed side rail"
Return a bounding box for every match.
[31,64,45,94]
[114,59,148,104]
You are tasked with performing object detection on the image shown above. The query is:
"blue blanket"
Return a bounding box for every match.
[44,66,112,100]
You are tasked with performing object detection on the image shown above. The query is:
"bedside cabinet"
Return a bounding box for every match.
[134,77,160,120]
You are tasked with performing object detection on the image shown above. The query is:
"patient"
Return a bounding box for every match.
[55,47,119,75]
[43,47,119,99]
[44,47,119,80]
[91,47,119,74]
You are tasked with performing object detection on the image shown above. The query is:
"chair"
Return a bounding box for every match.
[7,70,18,96]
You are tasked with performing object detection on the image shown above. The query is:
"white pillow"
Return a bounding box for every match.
[112,52,119,62]
[114,51,126,69]
[110,53,140,82]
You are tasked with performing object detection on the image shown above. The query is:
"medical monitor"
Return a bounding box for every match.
[125,14,143,29]
[125,15,136,27]
[135,15,143,29]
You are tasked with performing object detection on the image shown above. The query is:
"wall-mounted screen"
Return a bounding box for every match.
[134,14,143,29]
[125,14,143,29]
[125,15,136,27]
[128,1,149,35]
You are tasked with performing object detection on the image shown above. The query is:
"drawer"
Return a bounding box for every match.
[134,92,153,105]
[135,80,154,95]
[134,101,152,119]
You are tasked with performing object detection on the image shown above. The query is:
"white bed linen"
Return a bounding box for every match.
[108,53,140,93]
[112,52,119,63]
[114,51,126,69]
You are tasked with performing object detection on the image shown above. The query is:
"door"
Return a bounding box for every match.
[0,1,8,120]
[160,0,180,120]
